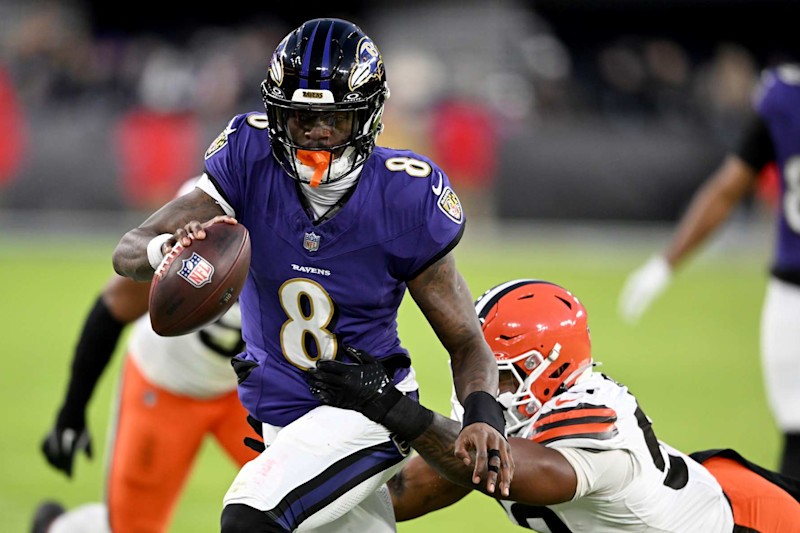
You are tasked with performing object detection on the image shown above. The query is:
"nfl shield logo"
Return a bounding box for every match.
[177,252,215,288]
[303,232,321,252]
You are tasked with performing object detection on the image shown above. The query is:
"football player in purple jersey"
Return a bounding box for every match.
[112,18,511,533]
[619,64,800,478]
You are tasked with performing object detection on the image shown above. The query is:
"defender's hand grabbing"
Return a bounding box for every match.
[243,414,266,454]
[307,347,403,423]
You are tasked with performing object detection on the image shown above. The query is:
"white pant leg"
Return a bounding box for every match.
[49,503,110,533]
[300,484,397,533]
[761,278,800,431]
[223,405,407,531]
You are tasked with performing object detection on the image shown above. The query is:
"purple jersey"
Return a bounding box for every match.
[754,65,800,279]
[203,112,465,425]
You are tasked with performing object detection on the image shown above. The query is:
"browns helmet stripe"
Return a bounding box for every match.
[474,279,550,322]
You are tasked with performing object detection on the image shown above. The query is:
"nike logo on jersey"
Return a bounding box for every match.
[554,396,576,407]
[223,116,238,136]
[432,171,443,195]
[205,117,238,160]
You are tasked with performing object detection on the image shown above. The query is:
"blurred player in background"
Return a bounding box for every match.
[34,179,258,533]
[111,17,510,533]
[309,279,800,532]
[619,64,800,478]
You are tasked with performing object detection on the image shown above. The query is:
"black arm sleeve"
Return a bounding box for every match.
[56,296,126,427]
[735,114,775,172]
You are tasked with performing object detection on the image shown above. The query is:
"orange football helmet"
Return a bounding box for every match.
[475,280,593,433]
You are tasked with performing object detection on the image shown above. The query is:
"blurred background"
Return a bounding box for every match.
[2,0,798,531]
[2,0,797,220]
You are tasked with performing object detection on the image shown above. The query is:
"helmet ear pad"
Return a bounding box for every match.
[261,19,389,185]
[477,280,592,428]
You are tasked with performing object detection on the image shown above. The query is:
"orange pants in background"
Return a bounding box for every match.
[703,456,800,532]
[107,357,258,533]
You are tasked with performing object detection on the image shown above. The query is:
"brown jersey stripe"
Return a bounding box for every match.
[534,407,617,428]
[536,403,613,422]
[532,422,618,444]
[534,414,618,434]
[535,428,620,446]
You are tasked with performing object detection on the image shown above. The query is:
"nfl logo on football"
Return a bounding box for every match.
[178,252,215,288]
[303,232,321,252]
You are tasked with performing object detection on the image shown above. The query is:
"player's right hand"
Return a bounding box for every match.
[165,215,238,253]
[618,255,672,324]
[41,422,93,478]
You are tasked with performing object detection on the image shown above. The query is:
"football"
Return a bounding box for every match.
[149,222,251,337]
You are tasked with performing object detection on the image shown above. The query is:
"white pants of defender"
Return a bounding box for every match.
[223,405,406,532]
[761,277,800,431]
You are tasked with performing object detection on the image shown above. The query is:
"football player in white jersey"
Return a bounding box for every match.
[308,279,800,532]
[34,179,259,533]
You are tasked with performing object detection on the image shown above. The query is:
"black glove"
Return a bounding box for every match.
[41,295,124,478]
[308,346,404,423]
[243,414,266,454]
[41,409,92,478]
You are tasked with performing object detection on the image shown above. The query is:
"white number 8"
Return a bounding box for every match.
[385,157,432,178]
[784,156,800,234]
[279,279,338,370]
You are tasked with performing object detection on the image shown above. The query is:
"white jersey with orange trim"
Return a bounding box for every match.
[451,373,734,532]
[128,303,241,399]
[125,174,241,399]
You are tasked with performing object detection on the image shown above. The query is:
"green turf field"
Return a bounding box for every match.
[0,228,779,532]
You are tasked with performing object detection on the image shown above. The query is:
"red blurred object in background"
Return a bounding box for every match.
[430,100,497,190]
[755,162,779,211]
[114,109,201,208]
[0,65,28,188]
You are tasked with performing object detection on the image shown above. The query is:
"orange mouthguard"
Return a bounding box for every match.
[296,150,330,188]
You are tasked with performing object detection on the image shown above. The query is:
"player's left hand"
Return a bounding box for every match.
[455,423,514,497]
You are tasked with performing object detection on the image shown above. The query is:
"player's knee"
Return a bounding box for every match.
[221,504,289,533]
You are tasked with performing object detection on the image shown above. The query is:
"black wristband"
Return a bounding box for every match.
[57,296,126,426]
[461,391,507,439]
[361,385,404,423]
[381,393,435,443]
